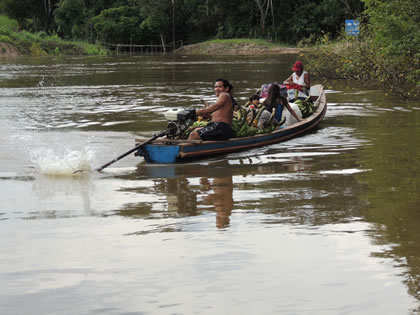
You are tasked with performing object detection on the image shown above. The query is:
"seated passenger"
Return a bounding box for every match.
[259,83,302,128]
[248,94,261,109]
[245,94,261,127]
[283,61,311,101]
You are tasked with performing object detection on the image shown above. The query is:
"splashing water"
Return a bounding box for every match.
[30,146,94,176]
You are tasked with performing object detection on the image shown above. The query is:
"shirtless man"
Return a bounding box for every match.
[188,78,233,141]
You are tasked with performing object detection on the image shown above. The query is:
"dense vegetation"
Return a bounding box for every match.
[0,0,418,98]
[303,0,419,98]
[0,0,363,45]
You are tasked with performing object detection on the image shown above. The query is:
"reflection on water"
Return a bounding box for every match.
[118,150,368,230]
[149,168,234,229]
[29,174,94,219]
[354,105,420,305]
[201,176,233,228]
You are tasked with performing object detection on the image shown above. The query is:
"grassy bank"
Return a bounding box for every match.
[176,38,299,55]
[0,14,108,57]
[0,29,108,56]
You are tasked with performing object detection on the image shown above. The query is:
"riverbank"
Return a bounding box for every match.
[0,42,20,57]
[0,28,108,57]
[1,38,299,58]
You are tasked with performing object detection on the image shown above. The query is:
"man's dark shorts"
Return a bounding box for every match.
[197,122,232,141]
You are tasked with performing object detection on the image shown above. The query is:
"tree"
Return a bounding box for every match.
[55,0,86,39]
[4,0,59,32]
[3,0,367,48]
[91,5,143,43]
[42,0,54,31]
[362,0,419,96]
[176,0,219,41]
[137,0,172,44]
[363,0,420,57]
[255,0,271,33]
[4,0,34,29]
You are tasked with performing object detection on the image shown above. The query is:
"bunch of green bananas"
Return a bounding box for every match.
[179,120,209,139]
[295,98,315,118]
[232,105,276,137]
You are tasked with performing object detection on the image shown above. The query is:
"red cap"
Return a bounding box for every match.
[292,61,303,71]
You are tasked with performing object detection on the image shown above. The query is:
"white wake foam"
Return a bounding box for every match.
[30,146,94,176]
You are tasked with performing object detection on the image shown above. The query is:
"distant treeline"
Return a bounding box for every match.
[1,0,418,98]
[0,0,364,45]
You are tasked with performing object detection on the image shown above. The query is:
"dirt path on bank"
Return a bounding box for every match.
[176,42,300,55]
[0,42,20,57]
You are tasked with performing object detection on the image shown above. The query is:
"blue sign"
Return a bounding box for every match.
[345,20,360,36]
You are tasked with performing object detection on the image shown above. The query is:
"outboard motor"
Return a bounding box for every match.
[164,108,197,138]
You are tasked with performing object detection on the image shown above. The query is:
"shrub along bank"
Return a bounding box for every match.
[302,35,419,100]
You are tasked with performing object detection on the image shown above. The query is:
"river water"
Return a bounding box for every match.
[1,54,419,315]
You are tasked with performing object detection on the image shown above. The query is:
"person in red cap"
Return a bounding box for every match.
[283,61,311,101]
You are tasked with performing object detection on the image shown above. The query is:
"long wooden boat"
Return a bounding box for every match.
[135,84,326,164]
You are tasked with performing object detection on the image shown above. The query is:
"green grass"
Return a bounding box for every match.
[0,14,18,31]
[178,38,294,55]
[203,38,290,48]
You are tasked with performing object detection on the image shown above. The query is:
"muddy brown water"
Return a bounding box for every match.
[1,55,419,314]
